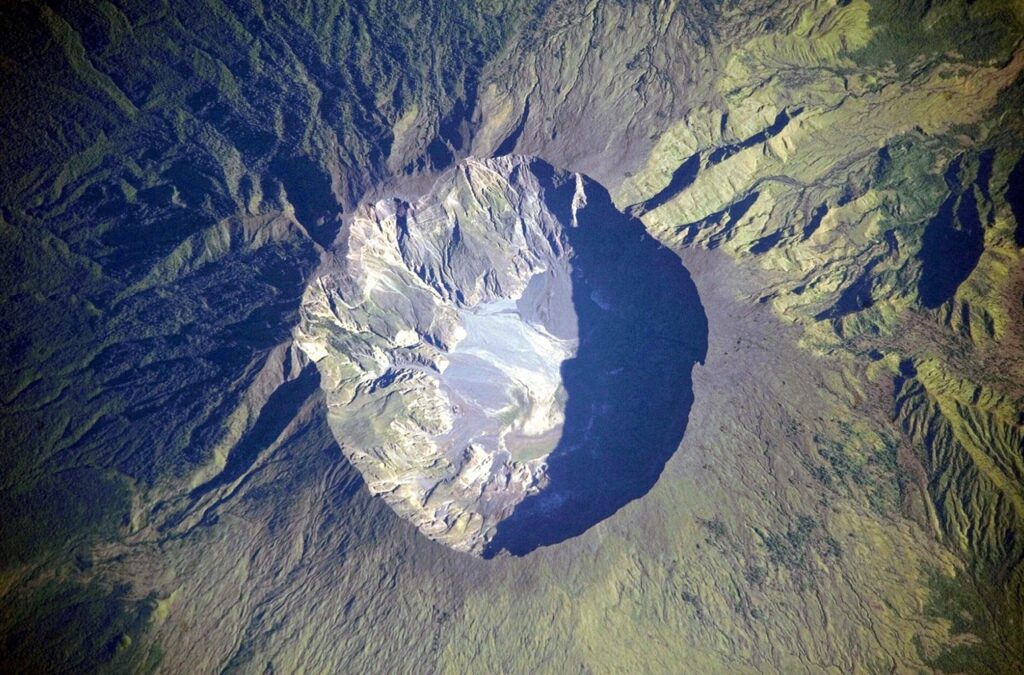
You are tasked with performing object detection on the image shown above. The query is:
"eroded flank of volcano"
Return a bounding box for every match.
[296,156,706,555]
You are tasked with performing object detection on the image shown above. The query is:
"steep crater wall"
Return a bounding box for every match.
[296,156,707,555]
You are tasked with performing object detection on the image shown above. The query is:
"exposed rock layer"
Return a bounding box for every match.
[298,157,580,552]
[298,156,705,554]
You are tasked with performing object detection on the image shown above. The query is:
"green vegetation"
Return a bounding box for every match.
[855,0,1023,68]
[920,568,1024,673]
[813,433,902,516]
[0,580,158,674]
[1,0,1023,671]
[762,515,821,577]
[0,0,542,565]
[0,468,130,571]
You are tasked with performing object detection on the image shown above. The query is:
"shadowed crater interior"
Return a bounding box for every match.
[297,155,707,556]
[484,162,708,556]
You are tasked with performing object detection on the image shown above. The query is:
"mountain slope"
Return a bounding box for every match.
[1,0,1023,671]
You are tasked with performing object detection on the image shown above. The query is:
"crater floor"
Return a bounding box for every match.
[296,156,707,555]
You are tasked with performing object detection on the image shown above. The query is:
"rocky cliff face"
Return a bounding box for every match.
[297,157,580,552]
[297,156,706,555]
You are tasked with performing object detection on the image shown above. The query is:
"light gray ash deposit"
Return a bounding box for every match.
[297,156,589,553]
[297,155,704,556]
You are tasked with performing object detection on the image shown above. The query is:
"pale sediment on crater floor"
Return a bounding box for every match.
[296,156,583,554]
[297,155,704,556]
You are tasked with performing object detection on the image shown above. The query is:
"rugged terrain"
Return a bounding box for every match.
[296,156,581,554]
[298,155,705,555]
[1,0,1023,672]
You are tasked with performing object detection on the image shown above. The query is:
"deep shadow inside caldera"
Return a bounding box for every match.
[483,161,708,557]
